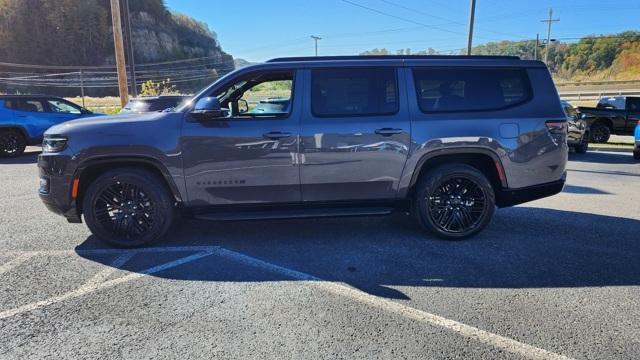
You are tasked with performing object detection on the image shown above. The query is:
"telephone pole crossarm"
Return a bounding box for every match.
[541,8,560,65]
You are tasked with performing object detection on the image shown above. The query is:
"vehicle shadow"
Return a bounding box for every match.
[0,149,40,164]
[76,207,640,299]
[562,184,611,195]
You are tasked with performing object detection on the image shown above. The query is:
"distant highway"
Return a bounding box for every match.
[556,79,640,102]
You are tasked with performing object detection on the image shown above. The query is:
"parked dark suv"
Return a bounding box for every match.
[38,56,568,247]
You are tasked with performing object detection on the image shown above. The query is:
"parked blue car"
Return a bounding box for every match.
[0,95,104,157]
[634,119,640,160]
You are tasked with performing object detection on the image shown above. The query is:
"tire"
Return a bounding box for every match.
[0,129,26,157]
[590,122,611,143]
[574,135,589,154]
[82,168,175,248]
[413,164,495,240]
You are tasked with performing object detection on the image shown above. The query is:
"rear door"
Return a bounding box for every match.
[299,66,410,201]
[625,97,640,132]
[7,98,51,140]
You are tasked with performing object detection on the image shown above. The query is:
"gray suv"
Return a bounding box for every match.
[38,55,568,247]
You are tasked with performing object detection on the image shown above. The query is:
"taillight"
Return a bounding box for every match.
[545,120,568,133]
[545,120,567,145]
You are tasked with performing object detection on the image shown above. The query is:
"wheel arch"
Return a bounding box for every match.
[407,149,507,199]
[592,117,613,130]
[73,157,183,214]
[0,125,29,141]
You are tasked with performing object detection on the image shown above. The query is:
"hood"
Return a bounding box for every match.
[45,111,168,136]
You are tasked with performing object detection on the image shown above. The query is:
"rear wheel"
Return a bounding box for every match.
[82,168,175,247]
[414,164,495,240]
[0,129,26,157]
[590,122,611,143]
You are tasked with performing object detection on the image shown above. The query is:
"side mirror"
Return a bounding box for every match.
[191,97,224,121]
[238,99,249,114]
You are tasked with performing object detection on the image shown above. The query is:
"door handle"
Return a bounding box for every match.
[374,128,403,136]
[263,132,292,140]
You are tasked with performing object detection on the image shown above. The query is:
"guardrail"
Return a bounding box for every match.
[555,79,640,87]
[558,89,640,101]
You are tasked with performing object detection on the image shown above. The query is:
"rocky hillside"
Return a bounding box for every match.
[0,0,234,94]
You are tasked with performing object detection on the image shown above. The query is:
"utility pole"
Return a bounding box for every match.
[110,0,129,107]
[534,33,539,60]
[79,70,85,108]
[541,8,559,65]
[466,0,476,55]
[310,35,322,56]
[122,0,137,98]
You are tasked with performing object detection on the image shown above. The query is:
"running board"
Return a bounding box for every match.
[191,206,394,221]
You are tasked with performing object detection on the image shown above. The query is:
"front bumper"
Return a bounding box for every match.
[496,176,566,208]
[38,152,82,223]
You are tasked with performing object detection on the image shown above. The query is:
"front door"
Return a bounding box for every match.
[181,69,302,206]
[299,67,411,202]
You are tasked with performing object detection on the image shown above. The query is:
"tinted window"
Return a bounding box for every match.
[597,97,624,110]
[6,99,45,112]
[311,68,398,117]
[413,67,531,113]
[626,97,640,112]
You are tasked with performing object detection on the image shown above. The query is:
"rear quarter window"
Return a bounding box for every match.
[412,67,532,113]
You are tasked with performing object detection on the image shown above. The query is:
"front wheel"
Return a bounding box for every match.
[414,164,495,240]
[82,168,175,247]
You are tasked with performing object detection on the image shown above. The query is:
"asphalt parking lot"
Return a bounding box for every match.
[1,147,639,359]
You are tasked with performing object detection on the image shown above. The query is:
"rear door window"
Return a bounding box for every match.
[412,67,532,113]
[311,68,398,117]
[6,99,46,112]
[597,97,624,110]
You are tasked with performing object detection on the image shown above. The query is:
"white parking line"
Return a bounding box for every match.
[1,245,571,359]
[213,247,572,360]
[6,246,219,257]
[0,253,37,276]
[0,250,215,320]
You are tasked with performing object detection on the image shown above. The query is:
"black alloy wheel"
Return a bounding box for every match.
[427,177,487,234]
[83,168,175,247]
[415,164,495,239]
[590,122,611,143]
[93,181,155,240]
[0,130,26,157]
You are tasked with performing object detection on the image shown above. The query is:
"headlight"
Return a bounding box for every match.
[42,135,68,153]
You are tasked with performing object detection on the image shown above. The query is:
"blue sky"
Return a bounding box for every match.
[165,0,640,62]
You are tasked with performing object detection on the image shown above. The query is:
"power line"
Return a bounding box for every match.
[339,0,463,36]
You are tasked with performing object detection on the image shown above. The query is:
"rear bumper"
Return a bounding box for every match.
[496,178,565,208]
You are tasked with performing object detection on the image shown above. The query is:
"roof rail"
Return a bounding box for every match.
[267,55,521,62]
